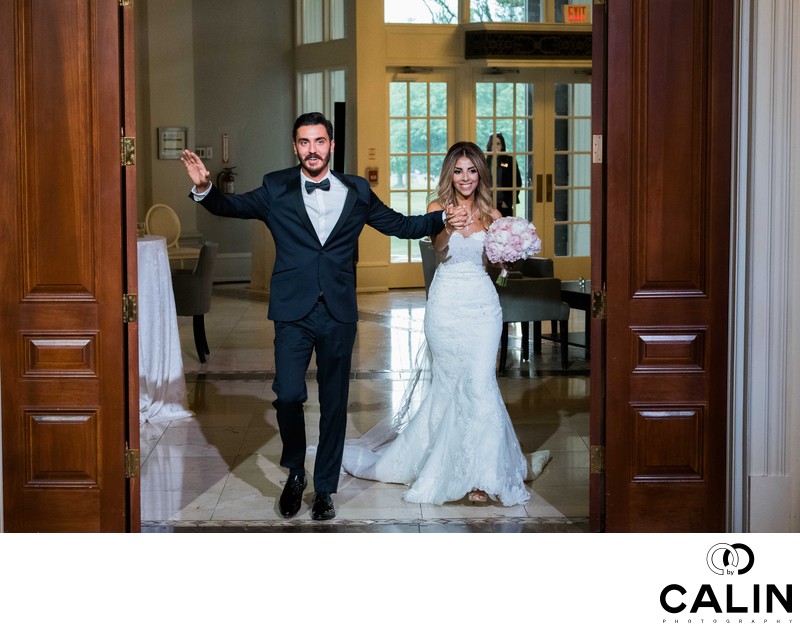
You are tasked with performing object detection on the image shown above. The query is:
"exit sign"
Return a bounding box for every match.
[566,5,589,23]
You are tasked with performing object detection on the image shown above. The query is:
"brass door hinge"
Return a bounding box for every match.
[590,445,605,474]
[121,136,136,166]
[125,446,140,478]
[593,0,606,5]
[591,284,607,320]
[119,0,132,7]
[592,134,603,164]
[122,293,138,323]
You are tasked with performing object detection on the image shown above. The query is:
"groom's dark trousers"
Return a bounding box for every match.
[272,302,357,493]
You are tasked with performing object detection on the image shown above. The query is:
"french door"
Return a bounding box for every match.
[476,68,592,280]
[386,71,453,288]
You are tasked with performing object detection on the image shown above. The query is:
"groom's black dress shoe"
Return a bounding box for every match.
[278,473,307,518]
[311,492,335,521]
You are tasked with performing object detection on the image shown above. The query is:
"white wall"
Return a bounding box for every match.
[192,0,294,284]
[136,0,293,284]
[736,0,800,532]
[141,0,198,240]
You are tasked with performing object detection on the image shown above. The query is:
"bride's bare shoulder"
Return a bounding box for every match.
[427,200,445,214]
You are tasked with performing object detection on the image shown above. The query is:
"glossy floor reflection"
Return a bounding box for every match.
[141,284,590,533]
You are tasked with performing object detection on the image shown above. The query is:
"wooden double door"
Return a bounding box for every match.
[0,0,139,532]
[0,0,732,532]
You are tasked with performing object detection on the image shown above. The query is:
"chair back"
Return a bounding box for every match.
[496,277,569,323]
[145,204,181,248]
[418,238,438,297]
[171,241,219,316]
[521,257,554,278]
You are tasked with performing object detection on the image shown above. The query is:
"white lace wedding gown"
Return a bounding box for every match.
[341,231,550,506]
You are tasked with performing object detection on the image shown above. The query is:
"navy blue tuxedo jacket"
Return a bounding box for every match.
[194,165,444,323]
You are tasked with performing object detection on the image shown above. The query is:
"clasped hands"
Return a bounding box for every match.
[444,204,469,234]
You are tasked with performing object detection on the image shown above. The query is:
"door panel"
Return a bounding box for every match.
[603,0,733,531]
[1,0,133,531]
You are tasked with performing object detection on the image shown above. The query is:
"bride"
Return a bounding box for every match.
[341,141,550,506]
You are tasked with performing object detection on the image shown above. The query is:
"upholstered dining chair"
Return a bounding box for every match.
[145,203,201,263]
[171,241,219,363]
[520,257,558,347]
[494,275,571,374]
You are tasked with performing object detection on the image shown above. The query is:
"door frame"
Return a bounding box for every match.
[589,2,606,532]
[122,1,141,533]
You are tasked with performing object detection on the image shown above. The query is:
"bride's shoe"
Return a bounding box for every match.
[468,490,489,503]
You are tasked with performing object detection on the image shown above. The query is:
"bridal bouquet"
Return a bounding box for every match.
[484,216,542,286]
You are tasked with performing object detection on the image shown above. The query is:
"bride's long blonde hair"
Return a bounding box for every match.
[429,141,495,231]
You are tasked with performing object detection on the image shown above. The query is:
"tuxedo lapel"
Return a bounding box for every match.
[286,175,321,243]
[326,172,357,242]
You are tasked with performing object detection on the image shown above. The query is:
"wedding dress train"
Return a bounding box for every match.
[341,231,550,506]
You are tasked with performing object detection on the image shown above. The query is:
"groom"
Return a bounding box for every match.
[181,112,465,520]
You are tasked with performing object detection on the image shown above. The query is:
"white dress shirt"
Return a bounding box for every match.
[300,172,348,245]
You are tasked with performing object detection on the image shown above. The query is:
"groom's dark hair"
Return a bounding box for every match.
[293,112,334,141]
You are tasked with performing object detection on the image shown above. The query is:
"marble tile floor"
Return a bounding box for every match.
[141,284,591,533]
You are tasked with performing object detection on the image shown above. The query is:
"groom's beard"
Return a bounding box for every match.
[301,152,331,178]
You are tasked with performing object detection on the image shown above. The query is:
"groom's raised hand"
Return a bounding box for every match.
[180,150,212,193]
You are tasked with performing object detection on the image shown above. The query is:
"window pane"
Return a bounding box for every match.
[476,119,493,147]
[429,154,445,184]
[572,223,591,257]
[391,238,409,262]
[390,157,408,190]
[554,154,569,187]
[430,119,448,153]
[410,155,429,188]
[385,0,458,24]
[471,0,543,23]
[554,83,569,116]
[495,83,514,117]
[411,190,430,214]
[554,224,569,256]
[429,83,447,116]
[554,189,569,222]
[302,0,323,43]
[390,119,408,153]
[409,119,429,153]
[476,83,494,117]
[554,118,569,152]
[573,188,590,221]
[574,118,591,151]
[572,154,590,187]
[301,72,324,113]
[409,83,429,117]
[330,0,346,39]
[574,83,591,116]
[390,83,408,116]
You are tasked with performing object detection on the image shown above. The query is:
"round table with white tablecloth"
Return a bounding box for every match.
[137,235,194,423]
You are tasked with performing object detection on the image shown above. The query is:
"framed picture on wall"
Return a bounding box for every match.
[157,127,187,159]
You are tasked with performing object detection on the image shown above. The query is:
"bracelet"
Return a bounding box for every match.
[445,223,453,235]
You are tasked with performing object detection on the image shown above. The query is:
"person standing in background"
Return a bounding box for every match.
[485,133,522,217]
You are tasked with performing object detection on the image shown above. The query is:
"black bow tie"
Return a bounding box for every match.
[305,178,331,194]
